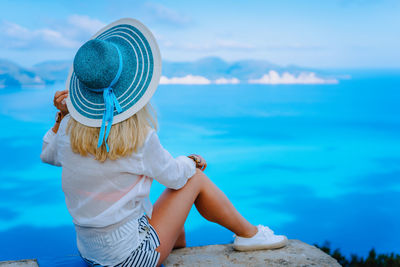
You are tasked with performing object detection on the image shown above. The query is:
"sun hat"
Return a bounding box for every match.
[66,18,161,151]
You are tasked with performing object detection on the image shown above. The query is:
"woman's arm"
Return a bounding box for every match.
[40,90,69,166]
[40,126,61,166]
[141,130,198,190]
[52,90,69,133]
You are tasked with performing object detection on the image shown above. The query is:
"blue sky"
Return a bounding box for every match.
[0,0,399,68]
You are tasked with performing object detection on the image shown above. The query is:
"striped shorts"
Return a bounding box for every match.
[82,215,161,267]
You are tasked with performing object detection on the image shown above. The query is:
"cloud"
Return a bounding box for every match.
[214,77,240,84]
[144,2,191,26]
[0,21,79,49]
[160,75,211,85]
[0,15,106,49]
[67,14,106,34]
[159,73,338,85]
[36,28,79,48]
[160,75,242,85]
[248,70,338,84]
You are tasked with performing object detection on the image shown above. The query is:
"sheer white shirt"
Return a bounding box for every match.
[40,114,196,265]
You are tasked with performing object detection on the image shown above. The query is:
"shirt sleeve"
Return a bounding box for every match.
[40,127,62,166]
[141,130,196,190]
[40,115,70,167]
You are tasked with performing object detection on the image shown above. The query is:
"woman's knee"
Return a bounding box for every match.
[186,168,208,188]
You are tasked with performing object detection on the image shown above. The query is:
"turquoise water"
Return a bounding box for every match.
[0,70,399,265]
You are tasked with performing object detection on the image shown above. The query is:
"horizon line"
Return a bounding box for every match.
[1,56,400,71]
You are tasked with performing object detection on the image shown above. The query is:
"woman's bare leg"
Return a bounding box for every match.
[148,169,257,266]
[173,226,186,249]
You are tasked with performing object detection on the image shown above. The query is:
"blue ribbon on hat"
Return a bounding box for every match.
[87,44,123,152]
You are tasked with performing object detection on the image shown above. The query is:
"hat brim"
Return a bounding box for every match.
[66,18,161,127]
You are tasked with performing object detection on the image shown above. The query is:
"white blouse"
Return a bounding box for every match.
[40,114,196,265]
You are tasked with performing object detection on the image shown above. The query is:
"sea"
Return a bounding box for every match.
[0,70,399,266]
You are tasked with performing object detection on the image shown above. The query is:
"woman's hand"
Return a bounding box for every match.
[53,90,69,116]
[188,154,207,171]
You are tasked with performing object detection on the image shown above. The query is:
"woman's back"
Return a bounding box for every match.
[41,114,196,265]
[43,114,152,227]
[42,114,196,228]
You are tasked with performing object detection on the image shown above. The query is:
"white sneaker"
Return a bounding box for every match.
[233,225,288,251]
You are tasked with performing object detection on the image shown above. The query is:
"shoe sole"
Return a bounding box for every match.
[233,236,288,252]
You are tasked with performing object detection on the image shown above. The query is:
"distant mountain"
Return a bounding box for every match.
[32,60,72,84]
[162,57,316,80]
[0,59,45,88]
[0,57,337,88]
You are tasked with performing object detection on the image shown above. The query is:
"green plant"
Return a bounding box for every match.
[315,242,400,267]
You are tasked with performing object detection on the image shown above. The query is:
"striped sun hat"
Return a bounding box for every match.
[66,18,161,151]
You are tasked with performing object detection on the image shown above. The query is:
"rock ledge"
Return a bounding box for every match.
[0,240,340,267]
[0,259,38,267]
[164,239,340,267]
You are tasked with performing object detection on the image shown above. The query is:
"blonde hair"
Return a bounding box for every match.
[66,103,158,162]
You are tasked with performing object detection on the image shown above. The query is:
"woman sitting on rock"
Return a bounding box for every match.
[40,18,288,267]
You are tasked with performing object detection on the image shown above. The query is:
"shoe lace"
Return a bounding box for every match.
[258,225,274,238]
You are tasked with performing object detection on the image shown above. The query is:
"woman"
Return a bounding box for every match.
[41,18,287,267]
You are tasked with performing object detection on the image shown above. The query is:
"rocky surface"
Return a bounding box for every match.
[0,240,340,266]
[0,260,38,267]
[164,239,341,267]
